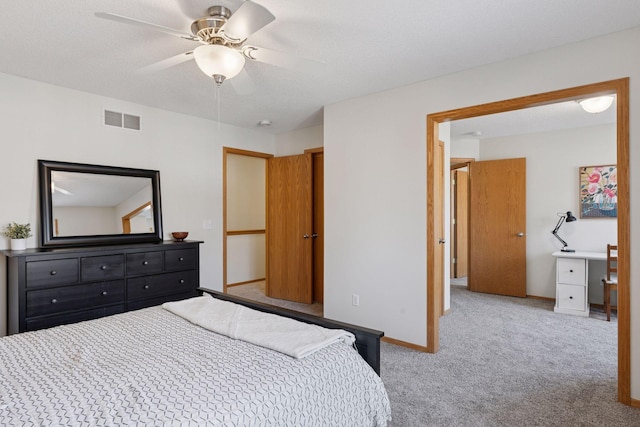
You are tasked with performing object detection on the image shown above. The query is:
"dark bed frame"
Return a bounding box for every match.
[198,289,384,375]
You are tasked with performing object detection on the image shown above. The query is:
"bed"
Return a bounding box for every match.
[0,289,391,426]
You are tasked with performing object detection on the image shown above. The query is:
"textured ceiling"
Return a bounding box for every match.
[450,98,617,141]
[0,0,637,135]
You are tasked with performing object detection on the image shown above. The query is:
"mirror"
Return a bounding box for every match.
[39,160,163,247]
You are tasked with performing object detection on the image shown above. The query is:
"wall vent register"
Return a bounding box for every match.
[104,110,141,130]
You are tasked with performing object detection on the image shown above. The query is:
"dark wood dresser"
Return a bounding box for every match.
[3,241,202,335]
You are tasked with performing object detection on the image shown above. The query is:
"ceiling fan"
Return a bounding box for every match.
[96,1,311,92]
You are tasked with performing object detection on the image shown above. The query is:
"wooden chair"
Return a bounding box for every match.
[602,244,618,321]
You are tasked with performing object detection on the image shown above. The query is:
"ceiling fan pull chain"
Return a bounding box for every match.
[215,82,221,131]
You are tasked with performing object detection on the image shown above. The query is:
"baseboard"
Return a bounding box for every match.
[381,336,429,353]
[589,302,618,310]
[526,295,555,302]
[630,398,640,408]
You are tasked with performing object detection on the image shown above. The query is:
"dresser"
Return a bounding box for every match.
[552,250,606,317]
[3,241,202,334]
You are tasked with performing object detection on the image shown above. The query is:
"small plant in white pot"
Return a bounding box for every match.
[3,222,32,250]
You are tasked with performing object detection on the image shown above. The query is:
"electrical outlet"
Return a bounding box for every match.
[352,294,360,307]
[203,220,213,230]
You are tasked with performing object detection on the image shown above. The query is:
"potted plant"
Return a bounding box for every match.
[3,222,32,250]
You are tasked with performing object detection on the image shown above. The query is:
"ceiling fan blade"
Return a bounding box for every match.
[242,46,320,74]
[136,51,194,74]
[95,12,198,41]
[219,1,275,43]
[228,69,255,95]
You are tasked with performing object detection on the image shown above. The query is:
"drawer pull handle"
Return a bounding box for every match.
[179,279,185,284]
[179,257,184,262]
[101,291,108,296]
[569,296,573,299]
[569,269,574,273]
[143,261,149,265]
[51,298,58,304]
[144,285,150,290]
[101,265,108,271]
[50,270,57,276]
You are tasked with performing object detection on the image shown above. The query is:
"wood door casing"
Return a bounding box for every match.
[427,79,629,404]
[312,152,324,303]
[435,140,445,316]
[266,154,313,304]
[452,170,469,278]
[468,158,526,297]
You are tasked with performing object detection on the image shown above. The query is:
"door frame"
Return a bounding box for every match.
[426,78,630,404]
[222,147,273,293]
[450,161,472,281]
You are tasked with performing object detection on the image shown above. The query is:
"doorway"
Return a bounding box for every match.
[223,147,324,316]
[222,147,272,292]
[427,78,630,404]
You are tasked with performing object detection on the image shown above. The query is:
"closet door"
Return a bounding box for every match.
[266,153,313,303]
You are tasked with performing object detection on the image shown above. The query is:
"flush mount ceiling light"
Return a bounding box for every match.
[257,119,271,127]
[194,44,245,85]
[578,96,615,114]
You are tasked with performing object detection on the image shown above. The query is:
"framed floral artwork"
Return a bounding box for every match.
[579,164,617,218]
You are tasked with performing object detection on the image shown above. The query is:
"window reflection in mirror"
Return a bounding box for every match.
[51,171,154,237]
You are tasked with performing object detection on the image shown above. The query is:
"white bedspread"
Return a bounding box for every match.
[163,294,355,359]
[0,306,391,426]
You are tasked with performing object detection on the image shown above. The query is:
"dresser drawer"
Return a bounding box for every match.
[557,258,586,285]
[557,284,586,311]
[81,255,125,282]
[27,280,125,317]
[26,304,125,331]
[164,248,197,271]
[127,291,198,311]
[126,251,163,276]
[127,270,198,301]
[26,259,78,289]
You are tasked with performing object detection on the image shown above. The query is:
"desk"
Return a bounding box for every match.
[552,251,606,317]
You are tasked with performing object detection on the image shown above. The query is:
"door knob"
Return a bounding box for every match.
[438,238,446,244]
[303,234,310,239]
[312,233,318,238]
[517,232,525,237]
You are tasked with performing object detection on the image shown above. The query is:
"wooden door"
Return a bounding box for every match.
[312,152,324,303]
[452,170,469,278]
[435,141,445,316]
[266,153,313,304]
[469,158,526,297]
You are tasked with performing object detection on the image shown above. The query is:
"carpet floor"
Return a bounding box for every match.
[380,286,638,426]
[226,281,323,317]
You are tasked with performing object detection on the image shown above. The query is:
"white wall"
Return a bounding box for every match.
[275,125,323,156]
[226,154,266,231]
[479,124,617,301]
[53,206,118,235]
[324,26,640,398]
[0,72,275,336]
[116,185,154,233]
[227,234,266,284]
[451,138,480,159]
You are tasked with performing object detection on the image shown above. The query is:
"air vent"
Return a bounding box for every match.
[123,114,140,130]
[104,110,140,131]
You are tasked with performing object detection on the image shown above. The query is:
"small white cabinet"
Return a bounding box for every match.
[552,251,606,317]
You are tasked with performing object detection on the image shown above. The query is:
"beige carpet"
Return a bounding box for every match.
[226,281,323,317]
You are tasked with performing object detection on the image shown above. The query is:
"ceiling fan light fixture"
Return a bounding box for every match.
[194,44,245,82]
[578,96,614,113]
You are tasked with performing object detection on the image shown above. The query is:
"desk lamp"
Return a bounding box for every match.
[552,211,577,252]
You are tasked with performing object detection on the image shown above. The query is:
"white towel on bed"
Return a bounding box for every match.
[162,295,355,359]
